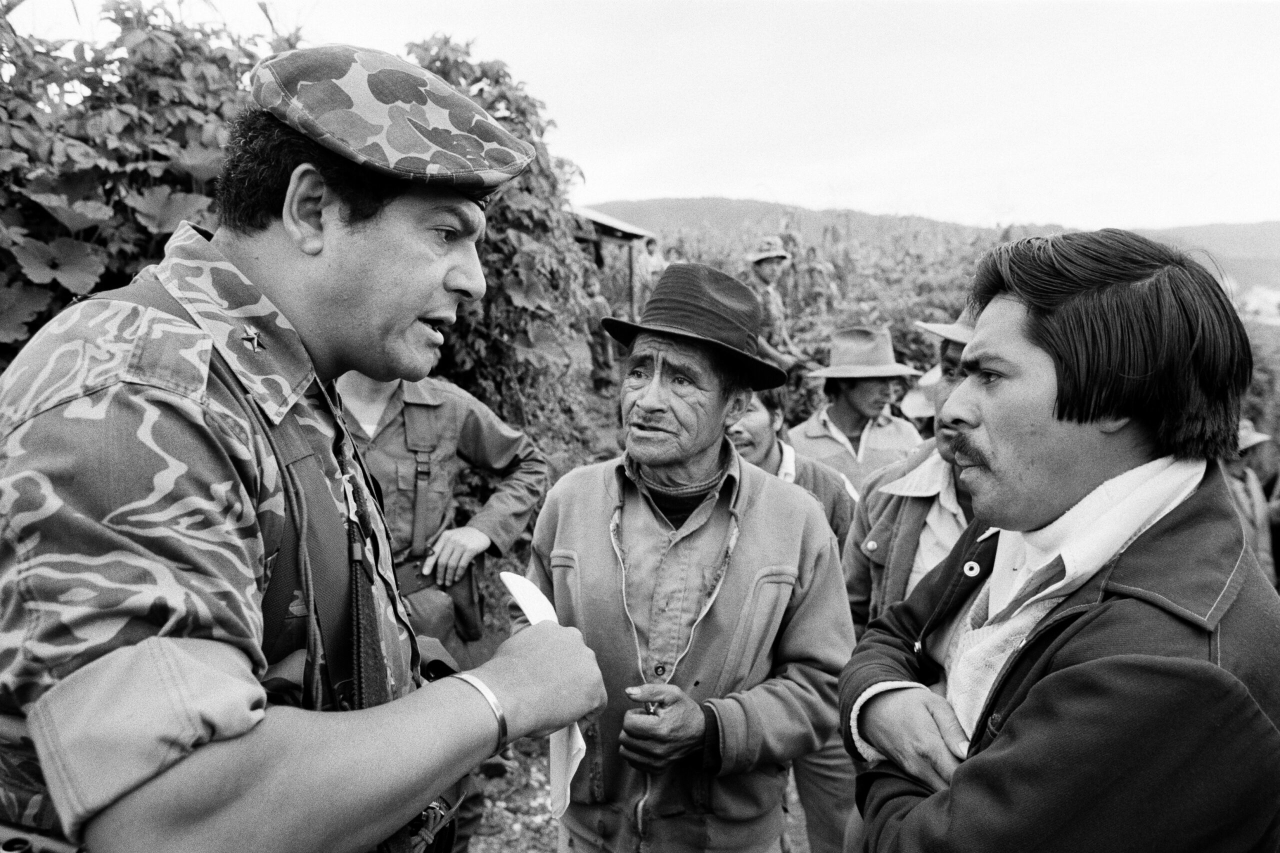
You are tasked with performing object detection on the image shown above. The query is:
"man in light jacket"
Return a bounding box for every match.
[524,264,854,853]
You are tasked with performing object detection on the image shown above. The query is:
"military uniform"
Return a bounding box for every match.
[0,44,536,849]
[347,377,549,664]
[0,224,416,838]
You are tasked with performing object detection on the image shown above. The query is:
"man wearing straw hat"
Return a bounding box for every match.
[843,314,973,637]
[524,263,854,853]
[791,327,923,493]
[0,44,605,853]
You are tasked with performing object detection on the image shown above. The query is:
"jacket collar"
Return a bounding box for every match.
[1089,461,1249,631]
[951,462,1251,633]
[401,377,448,407]
[153,224,315,426]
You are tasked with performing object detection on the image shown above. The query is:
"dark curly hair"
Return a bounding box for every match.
[214,109,416,233]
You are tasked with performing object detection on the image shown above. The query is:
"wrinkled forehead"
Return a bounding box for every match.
[629,332,718,372]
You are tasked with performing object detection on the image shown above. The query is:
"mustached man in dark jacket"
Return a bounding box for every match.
[841,229,1280,853]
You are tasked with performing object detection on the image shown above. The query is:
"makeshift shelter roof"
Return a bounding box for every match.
[573,206,653,241]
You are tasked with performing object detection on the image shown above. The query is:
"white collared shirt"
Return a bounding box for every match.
[878,450,967,596]
[777,441,798,484]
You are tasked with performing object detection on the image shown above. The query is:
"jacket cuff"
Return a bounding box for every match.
[849,681,930,761]
[28,637,266,842]
[701,702,722,775]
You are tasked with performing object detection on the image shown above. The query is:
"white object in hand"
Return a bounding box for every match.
[499,572,587,818]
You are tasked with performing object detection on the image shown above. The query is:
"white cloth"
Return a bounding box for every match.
[777,441,798,483]
[852,455,1207,754]
[878,451,967,597]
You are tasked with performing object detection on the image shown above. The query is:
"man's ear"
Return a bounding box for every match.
[1096,415,1132,435]
[770,409,784,435]
[722,389,751,427]
[280,163,330,256]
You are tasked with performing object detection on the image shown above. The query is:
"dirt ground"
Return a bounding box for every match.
[468,743,813,853]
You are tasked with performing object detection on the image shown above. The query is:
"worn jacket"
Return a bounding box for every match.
[844,442,941,635]
[526,454,854,853]
[840,463,1280,853]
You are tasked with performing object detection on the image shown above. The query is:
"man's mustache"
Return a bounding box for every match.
[948,431,989,468]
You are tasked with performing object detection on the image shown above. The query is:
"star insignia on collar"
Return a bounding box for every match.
[240,325,263,352]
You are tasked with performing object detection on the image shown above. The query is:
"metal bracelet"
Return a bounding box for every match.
[450,672,507,756]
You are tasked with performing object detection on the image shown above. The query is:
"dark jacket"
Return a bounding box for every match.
[840,463,1280,853]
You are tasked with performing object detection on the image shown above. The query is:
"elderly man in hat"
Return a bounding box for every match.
[746,237,801,372]
[844,315,973,637]
[842,230,1280,853]
[790,327,923,493]
[522,263,855,853]
[0,45,605,853]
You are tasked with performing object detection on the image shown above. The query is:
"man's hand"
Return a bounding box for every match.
[474,621,606,740]
[861,687,969,792]
[618,683,705,774]
[424,527,491,587]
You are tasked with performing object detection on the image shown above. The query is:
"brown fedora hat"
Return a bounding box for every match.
[602,263,787,390]
[808,326,920,379]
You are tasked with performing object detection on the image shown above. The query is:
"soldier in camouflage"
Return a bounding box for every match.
[0,44,605,853]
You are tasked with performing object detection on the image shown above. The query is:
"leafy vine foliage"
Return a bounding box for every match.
[0,7,598,474]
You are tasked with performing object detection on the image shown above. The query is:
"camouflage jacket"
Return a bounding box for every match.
[0,223,417,841]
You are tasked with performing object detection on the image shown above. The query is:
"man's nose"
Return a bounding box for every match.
[449,244,487,303]
[939,373,979,430]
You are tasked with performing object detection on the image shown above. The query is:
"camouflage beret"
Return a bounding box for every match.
[251,44,535,193]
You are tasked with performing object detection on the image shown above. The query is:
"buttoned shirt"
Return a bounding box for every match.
[617,453,738,683]
[877,450,967,597]
[0,223,415,839]
[790,405,922,493]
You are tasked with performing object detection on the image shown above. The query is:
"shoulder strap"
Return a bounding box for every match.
[94,280,355,708]
[402,403,437,560]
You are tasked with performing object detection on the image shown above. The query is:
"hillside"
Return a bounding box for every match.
[593,198,1280,292]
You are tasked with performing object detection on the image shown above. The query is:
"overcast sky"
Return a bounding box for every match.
[11,0,1280,230]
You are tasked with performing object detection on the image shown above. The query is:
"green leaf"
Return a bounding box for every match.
[10,237,106,294]
[123,186,212,234]
[0,151,30,172]
[22,191,115,233]
[0,278,55,344]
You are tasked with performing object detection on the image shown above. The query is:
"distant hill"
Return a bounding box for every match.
[593,197,1280,292]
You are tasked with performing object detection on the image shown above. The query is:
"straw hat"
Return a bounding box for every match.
[808,327,920,380]
[746,236,791,264]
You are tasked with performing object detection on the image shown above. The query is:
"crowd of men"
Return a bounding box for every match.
[0,41,1278,853]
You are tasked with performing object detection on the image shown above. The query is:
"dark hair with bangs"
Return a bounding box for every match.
[215,109,418,233]
[969,228,1251,460]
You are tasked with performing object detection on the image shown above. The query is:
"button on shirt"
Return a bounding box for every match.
[877,450,967,597]
[616,455,739,684]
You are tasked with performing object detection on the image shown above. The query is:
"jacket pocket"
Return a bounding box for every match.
[720,569,797,691]
[708,761,787,821]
